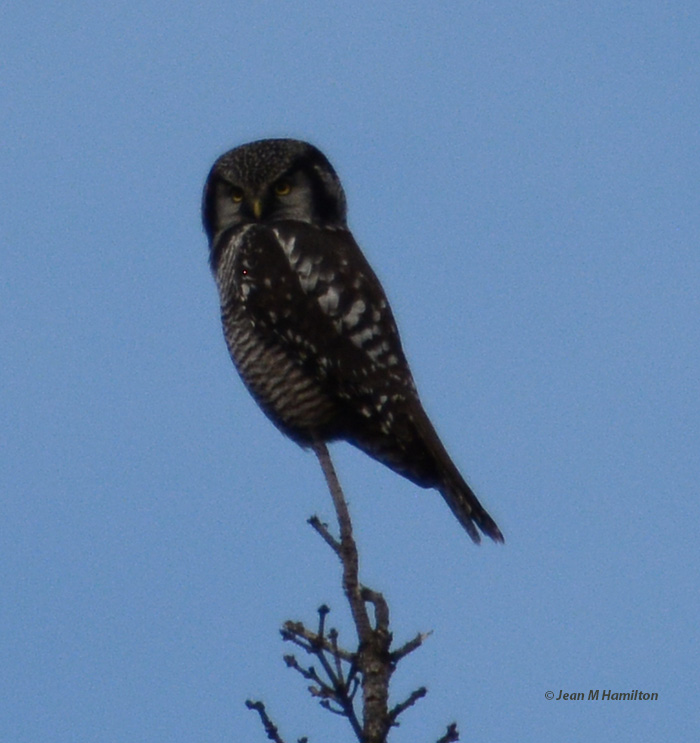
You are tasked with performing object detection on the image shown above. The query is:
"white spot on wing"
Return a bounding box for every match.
[318,285,340,315]
[297,257,312,276]
[366,340,390,361]
[298,257,319,292]
[350,326,376,347]
[343,298,366,328]
[273,230,300,267]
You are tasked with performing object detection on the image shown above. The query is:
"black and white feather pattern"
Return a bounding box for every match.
[203,139,503,543]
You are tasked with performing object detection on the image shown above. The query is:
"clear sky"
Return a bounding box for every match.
[2,2,698,741]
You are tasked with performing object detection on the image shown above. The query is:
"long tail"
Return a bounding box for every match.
[348,402,504,544]
[423,414,504,544]
[437,467,504,544]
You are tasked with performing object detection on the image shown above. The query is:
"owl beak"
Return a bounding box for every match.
[252,199,263,219]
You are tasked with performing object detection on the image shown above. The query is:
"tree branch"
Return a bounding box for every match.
[245,700,287,743]
[436,722,460,742]
[312,442,394,743]
[312,442,372,641]
[248,442,462,742]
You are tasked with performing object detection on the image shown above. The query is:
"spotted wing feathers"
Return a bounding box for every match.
[216,222,501,543]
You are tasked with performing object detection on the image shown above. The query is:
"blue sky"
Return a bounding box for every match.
[2,2,699,741]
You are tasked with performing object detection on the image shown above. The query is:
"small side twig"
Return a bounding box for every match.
[388,686,428,724]
[282,605,363,739]
[281,618,355,662]
[391,631,431,663]
[245,700,287,743]
[436,722,460,742]
[308,515,341,554]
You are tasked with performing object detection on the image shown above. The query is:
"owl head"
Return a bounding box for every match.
[202,139,348,245]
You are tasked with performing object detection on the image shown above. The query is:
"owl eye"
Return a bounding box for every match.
[231,186,244,203]
[273,180,292,196]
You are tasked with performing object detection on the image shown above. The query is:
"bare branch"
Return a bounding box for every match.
[317,604,330,637]
[391,631,432,662]
[245,700,287,743]
[329,627,345,684]
[388,686,427,724]
[281,620,355,662]
[312,442,393,743]
[248,442,462,743]
[307,515,341,554]
[436,722,460,743]
[312,442,372,642]
[361,587,391,633]
[282,609,363,739]
[283,654,326,687]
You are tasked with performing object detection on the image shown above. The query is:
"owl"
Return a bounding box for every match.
[202,139,502,544]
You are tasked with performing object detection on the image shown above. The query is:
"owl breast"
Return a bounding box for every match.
[215,226,340,444]
[221,303,339,442]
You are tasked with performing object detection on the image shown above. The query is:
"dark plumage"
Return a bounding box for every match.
[202,138,503,543]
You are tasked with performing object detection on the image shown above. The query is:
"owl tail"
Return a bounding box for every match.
[347,402,504,543]
[437,468,504,545]
[413,407,504,545]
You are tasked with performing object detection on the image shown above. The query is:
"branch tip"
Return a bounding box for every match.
[245,699,287,743]
[436,722,460,743]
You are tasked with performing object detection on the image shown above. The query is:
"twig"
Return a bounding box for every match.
[308,515,341,554]
[388,686,427,724]
[281,619,355,662]
[436,722,460,742]
[245,700,287,743]
[391,631,431,663]
[282,606,363,739]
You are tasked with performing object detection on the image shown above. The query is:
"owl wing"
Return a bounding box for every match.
[236,221,503,544]
[238,221,416,402]
[237,221,449,479]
